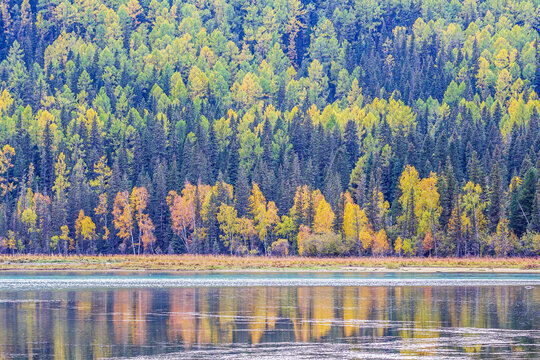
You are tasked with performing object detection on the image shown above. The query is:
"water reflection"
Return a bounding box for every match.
[0,285,538,358]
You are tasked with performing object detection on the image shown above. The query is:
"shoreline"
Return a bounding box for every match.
[0,267,539,273]
[0,255,539,273]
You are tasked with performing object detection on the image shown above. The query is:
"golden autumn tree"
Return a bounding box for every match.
[59,225,73,253]
[217,203,238,254]
[422,230,435,255]
[75,210,96,254]
[167,182,212,253]
[398,165,420,242]
[416,172,442,253]
[0,144,15,196]
[461,181,486,248]
[394,237,403,256]
[249,183,279,254]
[285,0,307,65]
[372,229,389,256]
[188,66,208,100]
[167,185,195,252]
[52,152,69,252]
[113,191,134,254]
[313,197,335,234]
[130,187,155,254]
[236,217,257,254]
[290,185,313,226]
[297,224,312,255]
[343,194,372,254]
[126,0,143,27]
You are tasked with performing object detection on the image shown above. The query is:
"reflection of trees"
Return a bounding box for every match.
[132,290,152,346]
[218,288,236,344]
[168,288,196,348]
[0,285,538,358]
[197,288,212,345]
[250,288,267,344]
[312,287,334,340]
[294,287,311,342]
[113,290,131,345]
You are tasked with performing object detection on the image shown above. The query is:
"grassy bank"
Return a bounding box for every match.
[0,255,539,271]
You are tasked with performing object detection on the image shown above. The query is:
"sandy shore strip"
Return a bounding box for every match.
[0,255,539,272]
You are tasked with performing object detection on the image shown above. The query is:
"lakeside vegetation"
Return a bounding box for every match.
[0,0,540,258]
[1,255,539,271]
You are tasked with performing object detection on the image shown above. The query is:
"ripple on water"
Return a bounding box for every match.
[0,277,539,290]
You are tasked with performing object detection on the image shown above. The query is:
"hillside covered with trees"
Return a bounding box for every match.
[0,0,540,256]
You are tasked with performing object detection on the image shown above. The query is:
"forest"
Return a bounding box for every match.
[0,0,540,257]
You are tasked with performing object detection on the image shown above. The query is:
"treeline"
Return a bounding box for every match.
[0,0,540,256]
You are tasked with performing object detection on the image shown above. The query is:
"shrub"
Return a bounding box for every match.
[270,239,289,257]
[301,232,346,256]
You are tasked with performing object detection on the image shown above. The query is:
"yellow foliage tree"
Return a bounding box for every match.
[113,191,134,254]
[313,198,334,234]
[0,144,15,196]
[249,183,279,254]
[217,203,238,254]
[372,229,389,255]
[130,187,155,254]
[343,201,372,254]
[75,210,96,254]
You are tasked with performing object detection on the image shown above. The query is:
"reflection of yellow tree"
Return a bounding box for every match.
[92,291,110,359]
[198,289,212,345]
[132,291,151,346]
[312,287,334,340]
[373,287,389,338]
[343,287,357,337]
[295,287,311,342]
[250,288,267,344]
[218,288,236,343]
[460,290,483,354]
[53,297,67,360]
[357,287,371,326]
[397,287,413,342]
[409,287,439,357]
[113,290,132,345]
[76,290,93,354]
[168,289,196,348]
[266,287,280,331]
[22,299,37,358]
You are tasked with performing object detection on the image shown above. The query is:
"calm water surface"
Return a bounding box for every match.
[0,272,539,359]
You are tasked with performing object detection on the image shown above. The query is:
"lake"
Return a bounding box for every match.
[0,272,538,359]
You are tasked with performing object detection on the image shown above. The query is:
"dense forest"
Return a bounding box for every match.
[0,0,540,256]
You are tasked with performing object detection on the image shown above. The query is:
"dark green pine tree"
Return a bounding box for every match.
[166,154,180,192]
[487,162,503,233]
[235,166,250,218]
[530,175,540,233]
[226,138,239,186]
[509,168,538,237]
[40,118,55,194]
[151,161,169,253]
[333,192,346,234]
[439,160,458,230]
[87,117,104,170]
[207,126,219,181]
[323,170,342,211]
[153,115,168,165]
[205,191,221,254]
[262,120,273,165]
[467,150,484,187]
[344,120,359,169]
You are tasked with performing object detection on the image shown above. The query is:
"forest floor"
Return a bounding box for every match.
[0,255,539,272]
